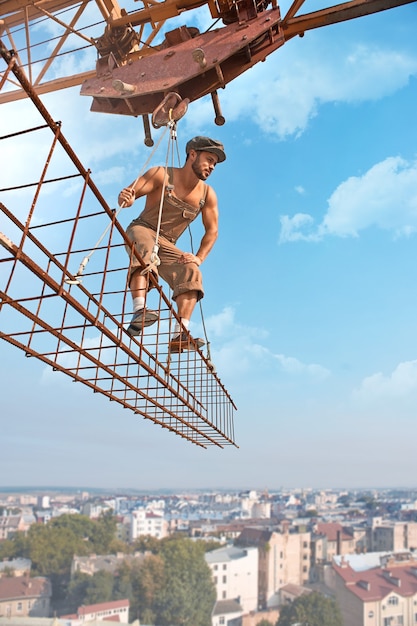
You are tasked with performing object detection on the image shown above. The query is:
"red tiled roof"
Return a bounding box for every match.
[0,575,50,600]
[236,527,272,546]
[316,522,352,542]
[77,599,130,615]
[333,561,417,601]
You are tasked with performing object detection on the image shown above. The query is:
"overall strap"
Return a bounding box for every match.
[199,184,209,209]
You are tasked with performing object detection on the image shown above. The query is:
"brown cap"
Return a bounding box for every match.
[186,136,226,163]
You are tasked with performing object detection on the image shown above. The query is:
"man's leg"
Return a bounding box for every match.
[125,225,159,335]
[176,290,198,321]
[170,290,204,352]
[127,269,158,336]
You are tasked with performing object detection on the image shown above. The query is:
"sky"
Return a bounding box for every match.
[1,0,417,492]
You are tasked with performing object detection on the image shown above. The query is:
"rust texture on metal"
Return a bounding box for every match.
[1,0,415,110]
[0,42,238,449]
[81,10,284,117]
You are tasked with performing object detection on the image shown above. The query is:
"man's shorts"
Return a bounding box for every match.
[125,222,204,302]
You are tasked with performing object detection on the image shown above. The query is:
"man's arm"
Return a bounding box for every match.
[118,167,164,207]
[195,187,219,264]
[177,186,219,266]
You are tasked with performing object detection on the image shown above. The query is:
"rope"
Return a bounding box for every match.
[66,125,169,284]
[187,223,212,364]
[140,117,178,277]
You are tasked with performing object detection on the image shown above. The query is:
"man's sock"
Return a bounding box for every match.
[133,297,145,313]
[174,318,189,336]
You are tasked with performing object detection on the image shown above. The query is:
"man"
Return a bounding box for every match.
[118,136,226,352]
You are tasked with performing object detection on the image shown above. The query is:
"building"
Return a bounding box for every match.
[279,582,312,606]
[237,523,311,608]
[60,599,129,624]
[369,520,417,553]
[0,575,52,618]
[0,516,27,540]
[313,522,357,562]
[205,546,259,614]
[333,554,417,626]
[211,599,243,626]
[0,560,31,578]
[130,509,168,540]
[70,553,147,579]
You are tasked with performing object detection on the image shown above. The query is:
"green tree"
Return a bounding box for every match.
[83,570,115,604]
[66,572,92,612]
[131,535,161,554]
[113,561,134,602]
[27,523,89,577]
[0,532,28,560]
[129,554,164,623]
[276,592,342,626]
[89,512,118,554]
[153,538,216,626]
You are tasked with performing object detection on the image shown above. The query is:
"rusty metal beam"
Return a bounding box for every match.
[281,0,417,38]
[1,0,416,108]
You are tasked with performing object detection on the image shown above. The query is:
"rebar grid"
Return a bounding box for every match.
[0,42,237,449]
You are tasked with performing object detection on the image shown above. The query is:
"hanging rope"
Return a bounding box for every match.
[65,125,169,285]
[140,116,178,277]
[187,225,213,367]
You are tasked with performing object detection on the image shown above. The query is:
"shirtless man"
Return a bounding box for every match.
[118,136,226,352]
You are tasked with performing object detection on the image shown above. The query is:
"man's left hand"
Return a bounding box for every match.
[179,253,201,266]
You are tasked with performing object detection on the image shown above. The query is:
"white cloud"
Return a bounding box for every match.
[203,306,330,380]
[353,360,417,400]
[184,34,417,139]
[279,157,417,242]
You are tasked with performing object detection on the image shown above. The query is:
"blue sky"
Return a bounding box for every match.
[1,0,417,491]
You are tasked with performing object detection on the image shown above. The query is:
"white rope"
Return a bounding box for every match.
[66,126,169,285]
[140,120,179,277]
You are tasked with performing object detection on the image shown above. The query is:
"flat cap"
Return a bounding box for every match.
[186,136,226,163]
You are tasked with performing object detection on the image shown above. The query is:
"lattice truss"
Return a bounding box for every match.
[0,43,237,449]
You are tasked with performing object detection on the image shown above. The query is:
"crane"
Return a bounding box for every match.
[1,0,416,144]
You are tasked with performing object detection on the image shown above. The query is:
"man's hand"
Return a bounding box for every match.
[118,187,136,207]
[178,253,202,266]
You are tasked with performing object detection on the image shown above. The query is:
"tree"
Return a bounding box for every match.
[128,554,164,623]
[153,538,216,626]
[66,572,92,612]
[131,535,161,554]
[276,592,342,626]
[83,570,115,604]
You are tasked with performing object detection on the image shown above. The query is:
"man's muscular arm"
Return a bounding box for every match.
[118,167,164,207]
[179,187,219,265]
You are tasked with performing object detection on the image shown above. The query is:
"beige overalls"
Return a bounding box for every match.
[125,168,208,302]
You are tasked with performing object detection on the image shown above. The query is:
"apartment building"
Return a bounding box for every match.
[0,574,52,618]
[333,555,417,626]
[130,509,168,540]
[312,522,357,562]
[369,519,417,553]
[237,523,311,608]
[205,546,259,613]
[0,516,28,540]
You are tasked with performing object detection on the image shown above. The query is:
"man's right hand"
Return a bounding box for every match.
[118,187,136,207]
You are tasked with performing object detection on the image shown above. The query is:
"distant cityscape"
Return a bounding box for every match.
[2,486,417,626]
